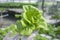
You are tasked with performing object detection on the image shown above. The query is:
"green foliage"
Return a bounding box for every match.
[0,2,37,8]
[55,26,60,35]
[7,24,17,37]
[52,15,60,19]
[16,5,48,36]
[0,35,3,40]
[0,8,5,11]
[0,29,4,40]
[0,24,17,40]
[39,24,56,38]
[34,35,48,40]
[15,14,22,18]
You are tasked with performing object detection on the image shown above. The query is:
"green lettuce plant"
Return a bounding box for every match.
[16,5,48,36]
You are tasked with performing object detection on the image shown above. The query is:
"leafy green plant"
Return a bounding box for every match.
[39,24,56,38]
[16,5,48,36]
[0,24,17,40]
[34,35,48,40]
[55,26,60,35]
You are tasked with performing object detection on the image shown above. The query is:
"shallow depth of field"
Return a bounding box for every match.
[0,0,60,40]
